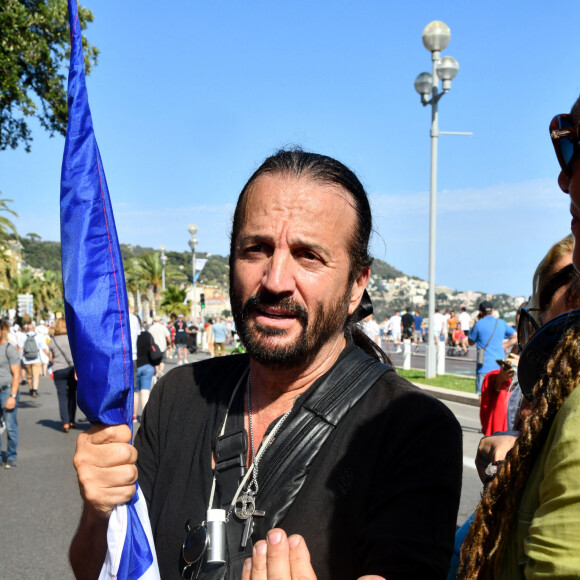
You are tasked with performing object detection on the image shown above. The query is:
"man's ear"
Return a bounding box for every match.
[348,267,371,316]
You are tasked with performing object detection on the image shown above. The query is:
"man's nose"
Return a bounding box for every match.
[261,251,296,295]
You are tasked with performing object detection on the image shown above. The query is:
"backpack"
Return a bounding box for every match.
[23,335,39,361]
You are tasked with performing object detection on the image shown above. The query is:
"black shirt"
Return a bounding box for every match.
[136,331,154,368]
[401,313,415,330]
[135,350,462,580]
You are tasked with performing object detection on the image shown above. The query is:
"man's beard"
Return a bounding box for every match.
[231,287,352,369]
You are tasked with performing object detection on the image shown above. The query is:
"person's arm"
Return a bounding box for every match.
[495,366,514,391]
[503,333,518,351]
[4,363,20,411]
[468,322,477,346]
[69,424,137,580]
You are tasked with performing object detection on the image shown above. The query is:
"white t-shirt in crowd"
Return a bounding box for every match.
[458,311,471,331]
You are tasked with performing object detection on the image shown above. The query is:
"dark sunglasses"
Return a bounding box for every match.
[550,114,580,178]
[517,308,540,353]
[181,520,208,579]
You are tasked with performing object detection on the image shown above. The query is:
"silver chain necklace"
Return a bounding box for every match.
[233,376,292,546]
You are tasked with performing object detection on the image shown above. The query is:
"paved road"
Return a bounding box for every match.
[440,399,484,527]
[384,341,478,377]
[0,352,483,578]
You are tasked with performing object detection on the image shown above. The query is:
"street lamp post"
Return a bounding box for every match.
[159,245,167,291]
[414,20,470,378]
[188,224,198,323]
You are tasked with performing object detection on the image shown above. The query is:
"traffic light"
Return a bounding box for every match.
[200,293,205,309]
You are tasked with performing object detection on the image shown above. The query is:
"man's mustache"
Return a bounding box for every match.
[242,292,309,325]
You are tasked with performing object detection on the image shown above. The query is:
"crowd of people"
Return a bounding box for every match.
[0,317,78,469]
[0,312,238,465]
[363,306,477,354]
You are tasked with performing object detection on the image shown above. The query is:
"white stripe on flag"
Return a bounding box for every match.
[99,487,160,580]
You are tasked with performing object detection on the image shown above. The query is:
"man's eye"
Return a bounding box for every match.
[245,244,268,255]
[298,250,320,262]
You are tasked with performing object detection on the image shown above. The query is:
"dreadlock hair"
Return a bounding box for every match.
[458,321,580,578]
[229,147,390,363]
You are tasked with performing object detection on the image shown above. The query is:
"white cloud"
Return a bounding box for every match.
[369,178,571,296]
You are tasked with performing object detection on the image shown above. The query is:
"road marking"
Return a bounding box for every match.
[455,414,478,422]
[463,457,476,470]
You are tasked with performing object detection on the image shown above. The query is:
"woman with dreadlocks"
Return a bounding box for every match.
[459,311,580,578]
[458,96,580,578]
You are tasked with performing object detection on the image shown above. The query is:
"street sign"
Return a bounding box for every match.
[17,293,34,318]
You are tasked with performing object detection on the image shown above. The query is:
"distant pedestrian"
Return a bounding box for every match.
[447,310,458,345]
[432,309,446,343]
[458,306,471,333]
[189,319,200,353]
[390,311,402,351]
[148,316,170,375]
[48,317,77,433]
[211,315,227,356]
[413,310,424,347]
[0,320,21,468]
[173,314,188,365]
[17,323,46,398]
[361,314,381,345]
[401,307,415,342]
[452,325,468,355]
[134,324,156,422]
[205,318,214,355]
[36,320,50,376]
[468,301,517,396]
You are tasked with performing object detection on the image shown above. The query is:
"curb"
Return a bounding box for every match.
[413,382,480,407]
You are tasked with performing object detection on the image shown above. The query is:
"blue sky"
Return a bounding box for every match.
[2,0,579,297]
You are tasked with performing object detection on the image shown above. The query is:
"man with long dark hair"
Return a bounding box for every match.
[70,149,462,580]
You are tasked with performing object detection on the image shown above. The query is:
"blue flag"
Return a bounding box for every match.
[61,2,160,578]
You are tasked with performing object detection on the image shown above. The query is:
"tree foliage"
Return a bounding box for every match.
[160,285,188,319]
[20,235,62,270]
[0,197,18,248]
[0,0,98,152]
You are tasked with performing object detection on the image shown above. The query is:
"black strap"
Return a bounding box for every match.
[482,318,498,351]
[254,347,393,535]
[206,348,393,580]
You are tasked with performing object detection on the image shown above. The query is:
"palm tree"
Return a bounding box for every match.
[160,285,188,319]
[0,197,18,249]
[35,270,63,317]
[137,252,163,316]
[123,259,141,311]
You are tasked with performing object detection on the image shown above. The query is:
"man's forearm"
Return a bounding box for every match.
[69,506,109,580]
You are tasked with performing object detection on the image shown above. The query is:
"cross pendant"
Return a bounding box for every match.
[241,509,265,548]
